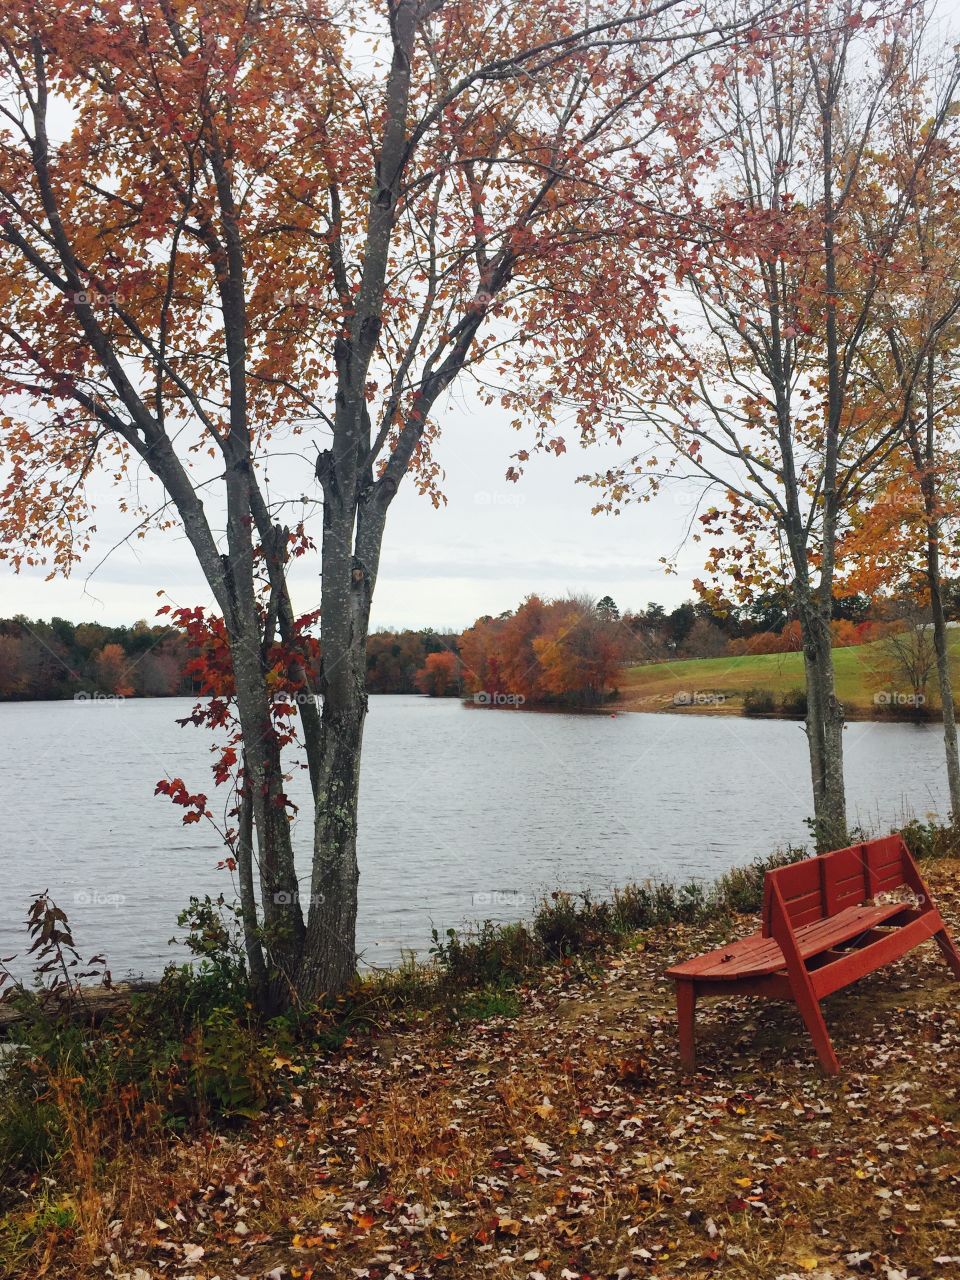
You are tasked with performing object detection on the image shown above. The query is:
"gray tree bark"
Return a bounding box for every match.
[918,358,960,814]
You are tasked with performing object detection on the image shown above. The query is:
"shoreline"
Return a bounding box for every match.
[1,688,944,725]
[608,696,944,724]
[459,694,947,725]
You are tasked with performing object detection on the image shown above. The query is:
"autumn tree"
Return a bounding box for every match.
[92,642,132,696]
[459,593,627,705]
[580,0,960,847]
[533,596,628,703]
[0,0,742,1005]
[133,648,184,697]
[868,602,937,713]
[684,615,728,657]
[365,630,429,694]
[415,649,461,697]
[842,121,960,809]
[16,618,72,697]
[459,599,542,704]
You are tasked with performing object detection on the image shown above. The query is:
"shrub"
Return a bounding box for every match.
[429,919,538,986]
[743,687,776,715]
[781,687,808,718]
[611,880,707,930]
[184,1006,270,1119]
[899,816,960,861]
[712,846,807,914]
[0,1090,62,1180]
[0,892,280,1198]
[425,846,831,987]
[134,956,247,1036]
[533,890,612,956]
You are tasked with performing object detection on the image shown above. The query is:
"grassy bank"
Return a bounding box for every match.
[1,819,958,1278]
[616,632,960,718]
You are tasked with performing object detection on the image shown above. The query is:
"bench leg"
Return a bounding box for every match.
[933,925,960,980]
[676,981,697,1072]
[789,977,840,1076]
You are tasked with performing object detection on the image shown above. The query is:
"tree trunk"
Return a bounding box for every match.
[802,641,827,816]
[819,674,847,849]
[236,767,269,1007]
[798,596,848,850]
[296,477,382,1002]
[230,633,305,1006]
[917,355,960,816]
[925,519,960,815]
[808,40,847,853]
[299,682,367,1000]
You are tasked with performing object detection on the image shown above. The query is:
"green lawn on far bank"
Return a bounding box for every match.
[617,632,960,716]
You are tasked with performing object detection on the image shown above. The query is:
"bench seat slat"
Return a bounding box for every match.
[667,900,908,981]
[811,913,940,999]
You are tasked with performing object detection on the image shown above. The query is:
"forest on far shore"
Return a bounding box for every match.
[1,585,947,706]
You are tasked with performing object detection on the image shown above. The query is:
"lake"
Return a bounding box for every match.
[0,695,950,979]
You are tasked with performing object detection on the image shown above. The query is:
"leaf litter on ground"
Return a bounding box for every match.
[13,862,960,1280]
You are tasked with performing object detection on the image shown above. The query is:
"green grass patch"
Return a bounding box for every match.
[619,633,960,714]
[455,982,521,1022]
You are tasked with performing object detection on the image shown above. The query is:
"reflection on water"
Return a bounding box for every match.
[0,695,948,976]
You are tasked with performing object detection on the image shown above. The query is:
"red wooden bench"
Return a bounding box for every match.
[667,834,960,1075]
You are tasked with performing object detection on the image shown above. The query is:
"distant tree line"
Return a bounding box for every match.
[619,587,960,663]
[0,616,467,702]
[5,584,947,703]
[365,629,461,695]
[0,616,192,700]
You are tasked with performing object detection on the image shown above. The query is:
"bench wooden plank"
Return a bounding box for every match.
[668,900,908,980]
[667,835,960,1076]
[810,911,947,999]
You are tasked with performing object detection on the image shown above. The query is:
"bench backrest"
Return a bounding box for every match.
[760,835,914,938]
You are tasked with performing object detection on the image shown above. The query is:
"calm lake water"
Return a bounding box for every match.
[0,695,951,978]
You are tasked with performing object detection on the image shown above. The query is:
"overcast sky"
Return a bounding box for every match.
[7,0,960,633]
[0,383,708,631]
